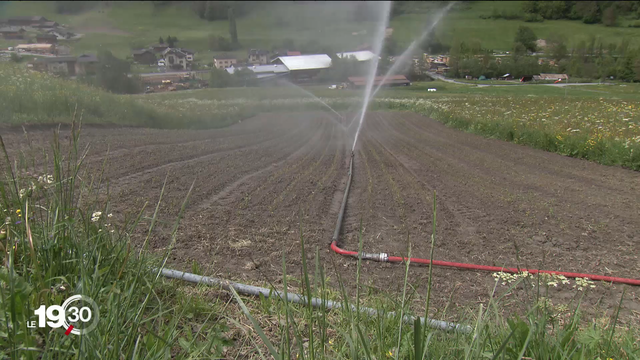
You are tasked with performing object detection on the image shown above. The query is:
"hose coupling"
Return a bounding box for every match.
[359,252,389,262]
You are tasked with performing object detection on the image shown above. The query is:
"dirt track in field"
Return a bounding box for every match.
[3,111,639,322]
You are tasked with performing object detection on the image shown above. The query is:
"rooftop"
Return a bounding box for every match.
[336,50,378,62]
[272,54,332,71]
[249,49,269,56]
[77,54,98,63]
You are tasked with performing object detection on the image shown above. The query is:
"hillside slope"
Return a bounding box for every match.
[2,1,639,58]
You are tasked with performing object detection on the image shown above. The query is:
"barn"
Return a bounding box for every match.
[271,54,332,83]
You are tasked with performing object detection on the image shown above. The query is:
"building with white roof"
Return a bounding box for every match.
[271,54,332,82]
[336,50,378,62]
[226,64,290,81]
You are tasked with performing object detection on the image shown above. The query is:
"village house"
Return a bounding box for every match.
[75,54,99,75]
[213,54,237,69]
[7,16,49,27]
[132,49,157,65]
[36,33,58,44]
[16,43,55,54]
[31,54,98,76]
[248,49,269,65]
[33,56,77,75]
[46,28,76,40]
[0,26,26,40]
[536,73,569,81]
[336,50,378,62]
[150,43,169,54]
[180,49,195,62]
[162,48,190,70]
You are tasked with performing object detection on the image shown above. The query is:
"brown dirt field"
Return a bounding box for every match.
[3,111,639,325]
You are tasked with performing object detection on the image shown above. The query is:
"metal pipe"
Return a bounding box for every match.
[331,151,354,244]
[160,268,471,333]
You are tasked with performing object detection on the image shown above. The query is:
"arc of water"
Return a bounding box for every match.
[370,2,455,100]
[281,80,347,129]
[351,1,392,151]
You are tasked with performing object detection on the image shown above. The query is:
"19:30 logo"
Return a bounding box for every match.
[28,295,100,336]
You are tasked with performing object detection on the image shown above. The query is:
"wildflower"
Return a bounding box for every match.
[16,209,21,217]
[91,211,102,222]
[107,213,113,218]
[38,174,54,184]
[387,350,393,357]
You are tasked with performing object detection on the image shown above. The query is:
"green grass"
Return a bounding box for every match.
[0,123,232,358]
[4,1,639,60]
[393,1,640,52]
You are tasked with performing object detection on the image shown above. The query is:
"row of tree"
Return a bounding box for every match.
[522,1,640,25]
[209,66,258,88]
[446,28,640,81]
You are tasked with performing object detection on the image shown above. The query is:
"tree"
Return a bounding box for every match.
[210,67,232,88]
[617,53,636,82]
[166,36,178,48]
[513,42,527,57]
[204,1,215,21]
[158,36,164,44]
[603,6,618,26]
[522,1,538,14]
[228,7,238,44]
[514,26,537,53]
[93,50,141,94]
[547,35,568,61]
[575,1,600,24]
[233,68,258,87]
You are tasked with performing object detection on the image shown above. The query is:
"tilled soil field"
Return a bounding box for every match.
[3,111,639,322]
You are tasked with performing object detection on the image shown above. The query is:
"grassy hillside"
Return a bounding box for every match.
[394,1,640,52]
[2,1,639,61]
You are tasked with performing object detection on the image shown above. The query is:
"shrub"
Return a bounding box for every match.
[524,13,544,22]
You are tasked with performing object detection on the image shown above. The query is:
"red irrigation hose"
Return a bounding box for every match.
[330,152,640,286]
[331,241,640,286]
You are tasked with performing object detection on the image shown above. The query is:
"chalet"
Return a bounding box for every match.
[162,48,190,70]
[347,75,410,88]
[36,33,58,44]
[213,54,237,69]
[33,56,77,75]
[16,43,55,54]
[7,16,49,26]
[132,49,157,65]
[271,54,332,82]
[537,73,569,81]
[0,26,26,40]
[46,29,76,40]
[33,21,59,29]
[286,51,301,56]
[75,54,99,75]
[180,48,195,61]
[336,50,378,62]
[248,49,269,65]
[150,44,169,53]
